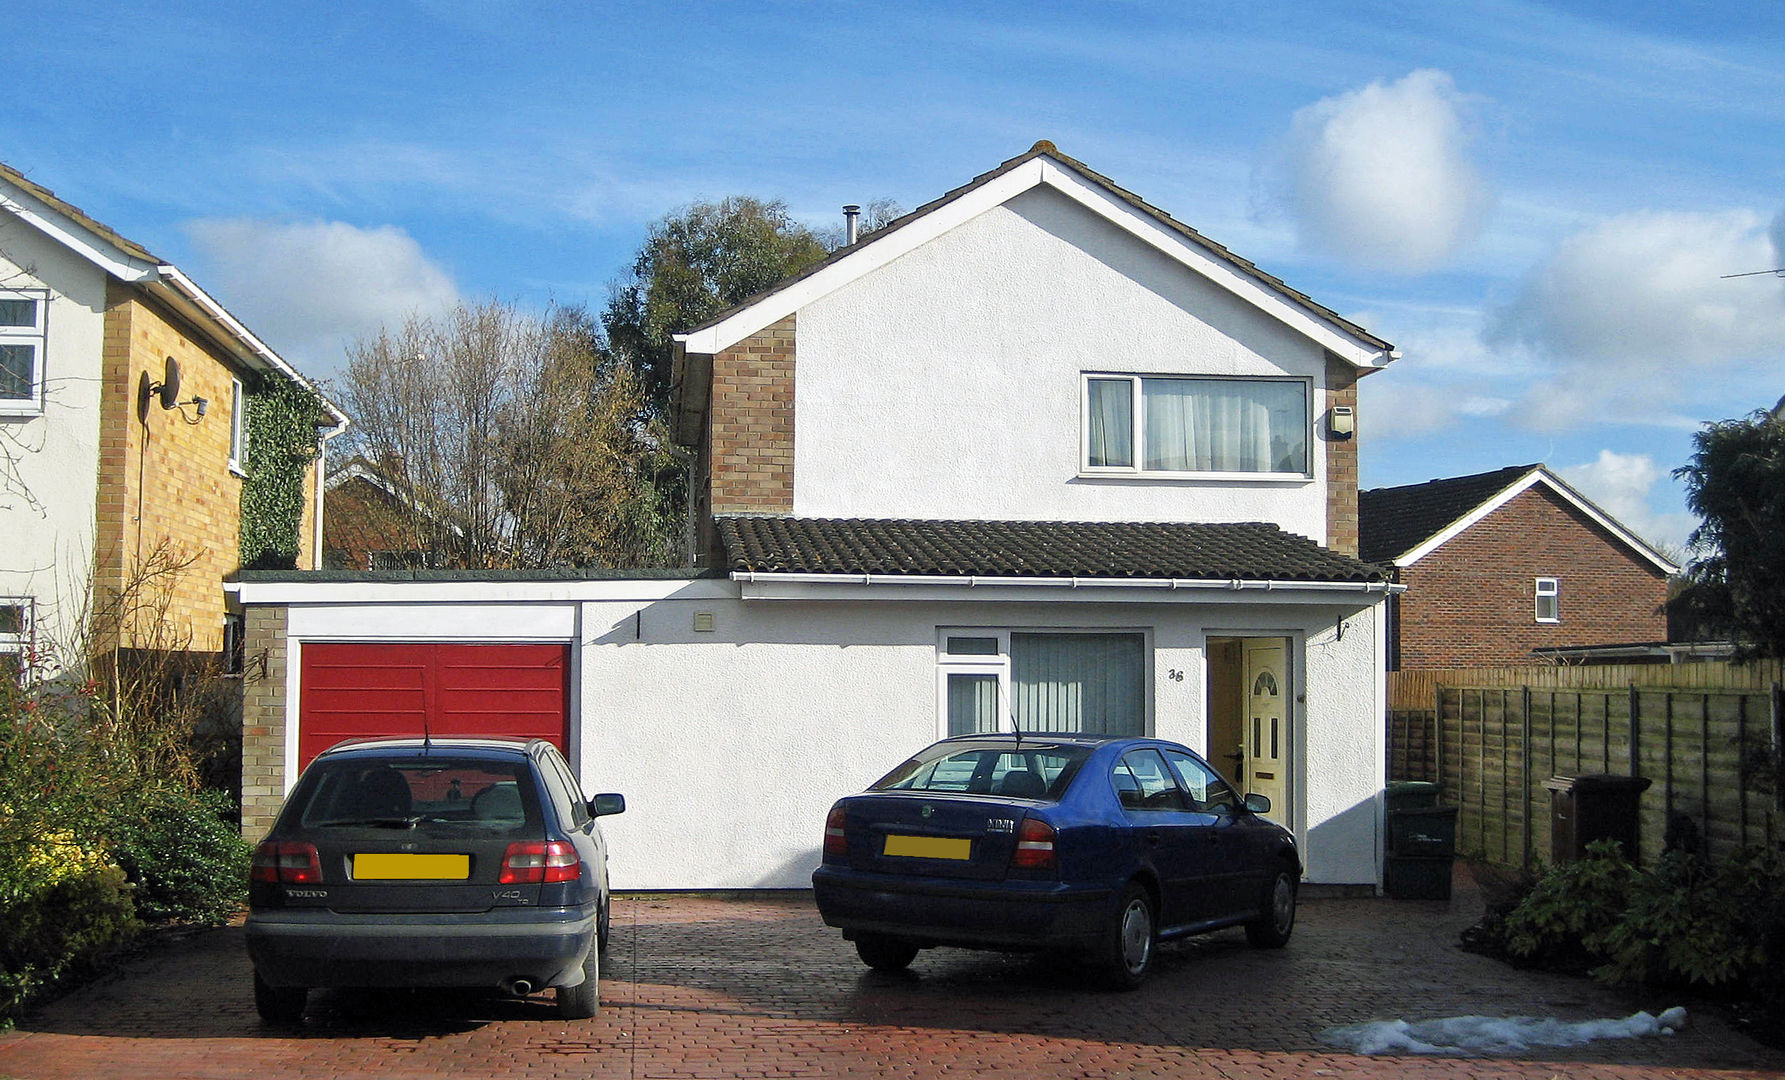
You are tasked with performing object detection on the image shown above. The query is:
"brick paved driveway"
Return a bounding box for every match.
[1,871,1779,1080]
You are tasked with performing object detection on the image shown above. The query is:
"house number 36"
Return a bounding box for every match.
[1167,669,1185,682]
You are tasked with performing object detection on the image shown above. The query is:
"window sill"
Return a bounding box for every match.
[1077,470,1315,484]
[0,402,45,419]
[228,462,246,479]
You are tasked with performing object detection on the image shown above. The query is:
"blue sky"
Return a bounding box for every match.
[9,1,1784,552]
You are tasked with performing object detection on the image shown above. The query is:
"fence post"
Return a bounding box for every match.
[1773,682,1784,812]
[1629,685,1641,777]
[1521,686,1533,870]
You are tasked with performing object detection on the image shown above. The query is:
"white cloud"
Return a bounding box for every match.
[1275,69,1492,271]
[1557,449,1695,554]
[1490,208,1785,429]
[184,218,461,376]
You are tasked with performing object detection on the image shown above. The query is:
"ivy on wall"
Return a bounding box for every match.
[240,379,323,571]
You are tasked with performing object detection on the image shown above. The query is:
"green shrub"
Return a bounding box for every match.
[1486,840,1785,1000]
[1591,845,1785,988]
[0,860,138,1020]
[1501,840,1636,968]
[106,784,250,925]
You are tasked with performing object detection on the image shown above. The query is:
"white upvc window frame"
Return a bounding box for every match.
[0,288,50,416]
[0,597,34,683]
[228,378,247,475]
[934,627,1153,740]
[1079,371,1314,481]
[1535,577,1560,624]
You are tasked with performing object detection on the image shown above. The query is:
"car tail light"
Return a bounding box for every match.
[500,840,580,884]
[252,841,322,884]
[823,806,848,857]
[1011,817,1057,870]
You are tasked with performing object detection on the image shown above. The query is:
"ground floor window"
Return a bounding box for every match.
[939,629,1146,737]
[0,599,32,682]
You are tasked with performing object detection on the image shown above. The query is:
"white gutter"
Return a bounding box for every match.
[730,571,1404,594]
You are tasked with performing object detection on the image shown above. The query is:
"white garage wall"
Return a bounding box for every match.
[264,583,1386,891]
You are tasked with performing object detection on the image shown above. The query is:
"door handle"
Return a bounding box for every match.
[1144,830,1162,846]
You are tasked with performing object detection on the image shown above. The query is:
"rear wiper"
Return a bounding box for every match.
[314,815,423,829]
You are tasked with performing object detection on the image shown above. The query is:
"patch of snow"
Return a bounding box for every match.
[1320,1007,1689,1056]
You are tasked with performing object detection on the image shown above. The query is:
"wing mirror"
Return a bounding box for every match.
[1243,793,1271,815]
[589,793,627,817]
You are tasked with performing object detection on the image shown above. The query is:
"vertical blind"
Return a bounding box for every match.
[1012,633,1144,736]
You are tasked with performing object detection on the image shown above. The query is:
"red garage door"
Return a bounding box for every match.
[298,643,569,770]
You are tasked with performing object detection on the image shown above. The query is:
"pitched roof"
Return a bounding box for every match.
[1359,464,1680,574]
[718,516,1391,583]
[672,142,1396,446]
[0,159,348,428]
[1358,464,1540,565]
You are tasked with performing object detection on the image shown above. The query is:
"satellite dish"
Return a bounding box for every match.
[156,357,181,410]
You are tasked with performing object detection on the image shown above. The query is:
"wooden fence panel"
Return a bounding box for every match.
[1388,662,1782,870]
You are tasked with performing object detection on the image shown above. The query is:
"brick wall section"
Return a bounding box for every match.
[707,316,795,516]
[1324,355,1359,556]
[239,603,289,839]
[1394,486,1670,668]
[94,285,322,652]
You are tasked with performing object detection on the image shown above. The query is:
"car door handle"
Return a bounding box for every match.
[1144,830,1162,846]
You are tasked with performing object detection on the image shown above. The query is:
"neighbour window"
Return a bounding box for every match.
[1084,373,1310,476]
[1535,578,1560,623]
[938,629,1147,738]
[0,600,33,683]
[228,379,247,473]
[0,289,48,411]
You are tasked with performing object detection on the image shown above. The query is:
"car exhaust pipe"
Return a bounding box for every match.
[502,978,534,997]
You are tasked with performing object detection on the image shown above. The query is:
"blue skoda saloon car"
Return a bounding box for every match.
[246,737,624,1022]
[812,734,1299,988]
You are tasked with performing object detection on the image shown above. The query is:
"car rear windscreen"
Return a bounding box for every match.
[871,743,1089,800]
[294,758,542,832]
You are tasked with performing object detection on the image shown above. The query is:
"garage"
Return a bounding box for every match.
[297,642,570,769]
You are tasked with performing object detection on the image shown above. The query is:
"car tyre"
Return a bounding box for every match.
[854,934,920,972]
[1096,883,1155,990]
[596,893,612,954]
[253,972,307,1024]
[1244,867,1297,949]
[556,946,599,1020]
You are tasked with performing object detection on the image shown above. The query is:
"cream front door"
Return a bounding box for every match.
[1241,638,1289,817]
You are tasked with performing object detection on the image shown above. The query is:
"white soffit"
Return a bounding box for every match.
[676,155,1394,368]
[1396,469,1681,575]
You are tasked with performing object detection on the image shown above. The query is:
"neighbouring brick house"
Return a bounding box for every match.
[1359,464,1678,670]
[232,143,1403,889]
[321,458,438,571]
[0,160,347,677]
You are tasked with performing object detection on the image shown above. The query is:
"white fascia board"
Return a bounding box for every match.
[0,180,160,282]
[1396,469,1681,575]
[735,572,1402,607]
[230,577,739,607]
[678,161,1052,355]
[1036,162,1391,369]
[676,155,1393,368]
[152,266,350,430]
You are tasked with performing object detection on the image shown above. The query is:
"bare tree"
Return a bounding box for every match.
[339,300,680,570]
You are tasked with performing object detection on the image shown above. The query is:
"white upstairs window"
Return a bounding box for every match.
[1083,373,1310,477]
[0,289,49,414]
[1535,578,1560,623]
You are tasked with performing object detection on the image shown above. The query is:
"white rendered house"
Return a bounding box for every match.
[233,143,1403,891]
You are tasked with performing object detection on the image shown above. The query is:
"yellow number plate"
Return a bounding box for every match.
[883,835,971,860]
[353,853,470,880]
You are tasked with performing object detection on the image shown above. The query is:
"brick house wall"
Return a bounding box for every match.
[96,284,319,653]
[708,315,796,517]
[1393,485,1670,668]
[239,603,289,838]
[1324,355,1359,556]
